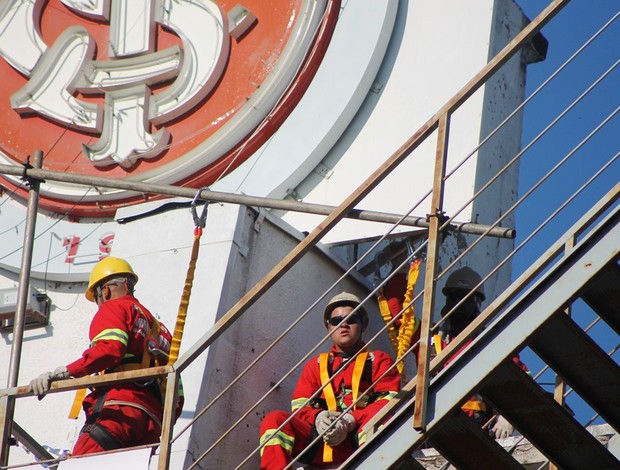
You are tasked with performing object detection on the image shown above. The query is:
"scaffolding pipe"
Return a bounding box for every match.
[1,150,43,467]
[0,163,515,239]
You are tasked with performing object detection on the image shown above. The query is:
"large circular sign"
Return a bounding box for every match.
[0,0,338,217]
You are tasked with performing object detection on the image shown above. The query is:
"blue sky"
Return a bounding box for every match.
[513,1,619,426]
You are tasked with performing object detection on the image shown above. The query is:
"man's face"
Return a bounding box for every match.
[441,289,481,333]
[327,305,364,353]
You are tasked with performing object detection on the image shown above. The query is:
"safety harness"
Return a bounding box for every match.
[68,308,167,420]
[317,351,368,463]
[77,392,164,450]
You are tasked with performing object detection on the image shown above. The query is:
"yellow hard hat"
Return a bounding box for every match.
[323,292,368,328]
[85,257,138,302]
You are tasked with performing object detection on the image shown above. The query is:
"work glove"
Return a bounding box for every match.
[491,415,513,439]
[315,410,340,434]
[324,412,356,446]
[30,366,71,399]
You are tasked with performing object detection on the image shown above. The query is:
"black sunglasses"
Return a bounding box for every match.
[327,314,361,326]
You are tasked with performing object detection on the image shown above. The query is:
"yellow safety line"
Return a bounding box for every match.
[167,228,202,366]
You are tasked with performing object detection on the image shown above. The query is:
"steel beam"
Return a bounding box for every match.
[580,260,620,335]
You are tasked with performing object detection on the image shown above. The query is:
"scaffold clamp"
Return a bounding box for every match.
[20,158,34,185]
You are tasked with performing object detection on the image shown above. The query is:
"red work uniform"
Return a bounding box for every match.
[66,294,181,455]
[259,346,401,470]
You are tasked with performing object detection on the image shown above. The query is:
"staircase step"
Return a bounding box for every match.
[429,412,522,469]
[581,260,620,335]
[529,311,620,430]
[481,360,620,469]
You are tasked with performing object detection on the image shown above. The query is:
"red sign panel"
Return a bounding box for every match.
[0,0,339,217]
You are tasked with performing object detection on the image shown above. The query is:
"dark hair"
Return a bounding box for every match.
[98,275,136,295]
[125,275,136,294]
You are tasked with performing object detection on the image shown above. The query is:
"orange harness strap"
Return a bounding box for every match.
[319,353,337,462]
[351,352,368,410]
[433,334,444,355]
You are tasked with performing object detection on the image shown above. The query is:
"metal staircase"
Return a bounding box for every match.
[346,190,620,469]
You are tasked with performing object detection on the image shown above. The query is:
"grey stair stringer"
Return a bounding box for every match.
[481,360,620,470]
[529,311,620,430]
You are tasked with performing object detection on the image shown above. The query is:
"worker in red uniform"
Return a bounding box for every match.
[434,266,527,439]
[29,257,182,455]
[259,292,401,469]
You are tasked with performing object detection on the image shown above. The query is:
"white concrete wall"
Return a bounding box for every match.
[280,0,503,242]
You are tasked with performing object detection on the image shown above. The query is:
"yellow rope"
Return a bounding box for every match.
[395,259,421,380]
[167,228,202,365]
[377,259,421,380]
[377,288,400,360]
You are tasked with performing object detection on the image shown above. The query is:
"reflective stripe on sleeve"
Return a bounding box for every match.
[291,397,309,412]
[91,328,129,346]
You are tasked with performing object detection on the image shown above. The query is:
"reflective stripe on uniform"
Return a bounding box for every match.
[376,391,398,402]
[259,428,295,456]
[91,328,128,346]
[291,397,309,412]
[103,400,162,429]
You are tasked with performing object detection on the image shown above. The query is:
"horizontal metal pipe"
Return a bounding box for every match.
[0,164,514,239]
[0,365,172,399]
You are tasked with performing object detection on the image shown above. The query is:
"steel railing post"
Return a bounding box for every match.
[414,114,450,430]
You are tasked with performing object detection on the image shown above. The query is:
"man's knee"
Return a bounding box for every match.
[261,410,292,429]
